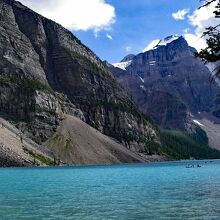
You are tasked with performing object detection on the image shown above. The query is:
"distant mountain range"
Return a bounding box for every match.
[109,36,220,130]
[0,0,219,166]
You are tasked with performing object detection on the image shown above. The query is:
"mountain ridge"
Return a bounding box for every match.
[110,35,220,131]
[0,0,220,166]
[0,0,162,166]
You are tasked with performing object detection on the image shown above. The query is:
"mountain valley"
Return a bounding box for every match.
[0,0,220,166]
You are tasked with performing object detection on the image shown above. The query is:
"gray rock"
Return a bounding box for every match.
[110,36,220,130]
[0,0,159,152]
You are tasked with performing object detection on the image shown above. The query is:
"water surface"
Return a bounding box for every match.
[0,160,220,219]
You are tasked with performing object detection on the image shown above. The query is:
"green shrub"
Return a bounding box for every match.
[0,75,54,94]
[23,147,57,166]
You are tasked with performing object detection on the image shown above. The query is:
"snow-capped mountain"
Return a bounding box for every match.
[113,35,182,71]
[109,36,220,130]
[143,35,181,52]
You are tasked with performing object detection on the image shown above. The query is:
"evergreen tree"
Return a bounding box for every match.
[197,1,220,117]
[196,0,220,76]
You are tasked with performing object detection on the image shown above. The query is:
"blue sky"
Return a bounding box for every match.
[20,0,217,63]
[73,0,199,63]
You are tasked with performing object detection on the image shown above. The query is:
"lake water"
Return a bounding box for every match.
[0,160,220,220]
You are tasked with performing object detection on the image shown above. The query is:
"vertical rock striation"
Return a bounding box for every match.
[110,36,220,130]
[0,0,159,151]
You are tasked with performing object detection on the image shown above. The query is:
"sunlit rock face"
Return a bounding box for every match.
[0,0,159,149]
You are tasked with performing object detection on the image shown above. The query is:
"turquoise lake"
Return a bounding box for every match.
[0,160,220,220]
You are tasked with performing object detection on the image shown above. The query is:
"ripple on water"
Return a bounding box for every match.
[0,160,219,220]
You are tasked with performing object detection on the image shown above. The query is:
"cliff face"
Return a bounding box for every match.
[0,0,159,151]
[111,36,220,130]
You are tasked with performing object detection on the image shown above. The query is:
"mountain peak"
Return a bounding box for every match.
[112,60,132,70]
[143,35,183,52]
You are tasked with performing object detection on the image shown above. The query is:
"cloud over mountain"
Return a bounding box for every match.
[172,9,189,20]
[184,1,218,51]
[19,0,116,32]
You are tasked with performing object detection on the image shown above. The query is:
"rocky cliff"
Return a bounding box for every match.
[0,0,159,156]
[111,36,220,130]
[1,1,219,166]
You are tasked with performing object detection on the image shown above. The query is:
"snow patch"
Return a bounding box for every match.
[112,60,132,70]
[128,123,132,128]
[149,61,156,66]
[143,35,180,52]
[139,77,145,83]
[193,120,204,127]
[156,35,180,47]
[140,85,146,91]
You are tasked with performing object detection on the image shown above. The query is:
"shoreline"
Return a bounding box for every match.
[1,158,219,169]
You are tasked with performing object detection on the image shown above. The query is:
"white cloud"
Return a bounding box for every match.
[183,28,190,34]
[184,2,219,51]
[125,46,132,52]
[172,8,189,20]
[106,34,113,40]
[184,33,207,51]
[143,39,160,52]
[19,0,116,32]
